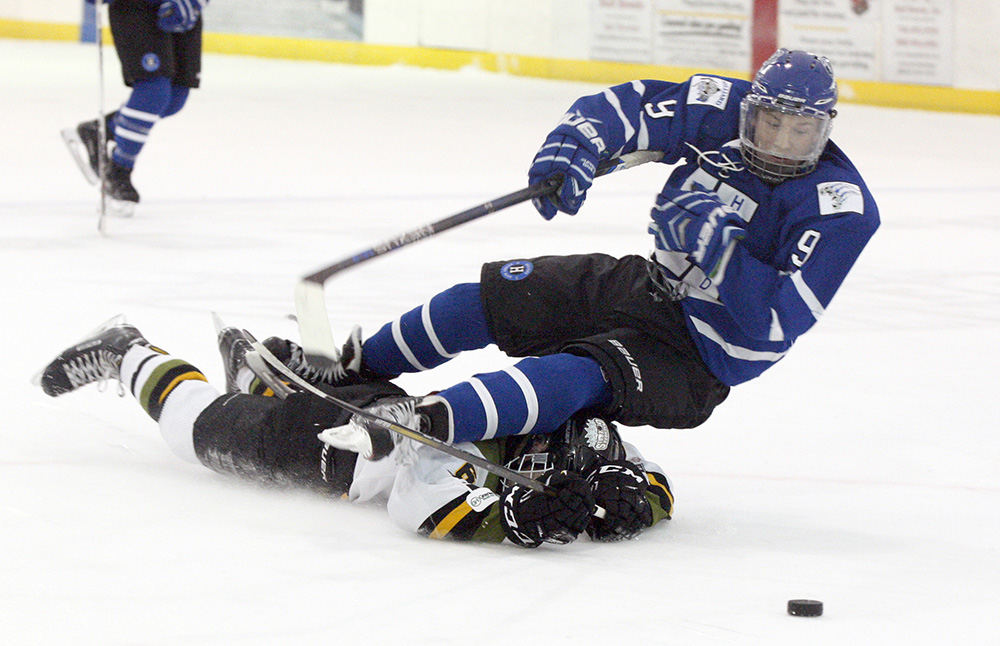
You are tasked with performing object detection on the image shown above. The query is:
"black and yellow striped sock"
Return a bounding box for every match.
[122,346,208,422]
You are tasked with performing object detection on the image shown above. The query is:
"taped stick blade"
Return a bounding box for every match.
[293,279,340,370]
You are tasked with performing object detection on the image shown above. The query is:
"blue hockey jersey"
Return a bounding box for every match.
[561,76,879,385]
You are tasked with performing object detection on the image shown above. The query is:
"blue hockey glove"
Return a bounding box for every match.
[528,122,601,220]
[157,0,205,33]
[584,460,653,542]
[650,189,746,275]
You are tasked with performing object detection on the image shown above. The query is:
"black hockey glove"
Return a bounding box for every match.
[500,471,596,548]
[584,460,653,542]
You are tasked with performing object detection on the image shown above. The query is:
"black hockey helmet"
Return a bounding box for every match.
[504,413,626,481]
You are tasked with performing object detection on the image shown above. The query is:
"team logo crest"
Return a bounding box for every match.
[686,76,732,110]
[500,260,533,281]
[817,182,864,215]
[141,53,161,73]
[582,418,611,451]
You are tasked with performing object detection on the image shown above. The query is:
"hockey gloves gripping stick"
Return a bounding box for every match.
[500,471,596,548]
[294,150,663,372]
[528,128,599,220]
[650,188,746,278]
[584,460,653,542]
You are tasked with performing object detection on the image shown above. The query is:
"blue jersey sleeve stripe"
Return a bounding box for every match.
[768,309,785,342]
[602,88,636,143]
[689,316,789,362]
[790,271,825,320]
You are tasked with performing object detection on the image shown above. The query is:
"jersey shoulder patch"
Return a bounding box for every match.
[816,181,864,215]
[686,76,733,110]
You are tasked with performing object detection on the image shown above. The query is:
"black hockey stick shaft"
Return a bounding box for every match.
[302,150,663,285]
[95,2,108,234]
[249,336,552,493]
[250,335,608,519]
[294,150,663,362]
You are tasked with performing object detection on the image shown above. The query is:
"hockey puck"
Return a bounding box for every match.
[787,599,823,617]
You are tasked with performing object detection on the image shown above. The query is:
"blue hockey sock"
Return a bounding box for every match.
[111,76,172,169]
[363,283,493,376]
[162,84,189,118]
[438,353,612,444]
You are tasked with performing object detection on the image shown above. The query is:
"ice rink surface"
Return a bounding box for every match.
[2,39,999,644]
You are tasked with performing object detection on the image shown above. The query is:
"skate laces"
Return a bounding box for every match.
[286,343,349,384]
[63,349,123,394]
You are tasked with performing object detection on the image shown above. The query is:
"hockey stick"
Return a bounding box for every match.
[248,335,552,492]
[94,1,108,234]
[250,334,608,520]
[295,150,665,367]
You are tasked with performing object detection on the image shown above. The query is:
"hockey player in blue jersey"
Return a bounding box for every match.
[296,49,880,460]
[62,0,208,216]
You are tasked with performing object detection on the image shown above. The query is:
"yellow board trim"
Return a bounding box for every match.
[3,19,997,115]
[0,18,80,41]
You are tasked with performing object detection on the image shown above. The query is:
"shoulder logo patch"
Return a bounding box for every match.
[686,76,732,110]
[817,182,864,215]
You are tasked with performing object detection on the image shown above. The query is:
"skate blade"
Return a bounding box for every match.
[245,350,296,400]
[61,128,99,185]
[30,314,127,387]
[104,197,136,218]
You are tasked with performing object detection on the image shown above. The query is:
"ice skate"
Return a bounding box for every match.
[35,315,149,397]
[103,162,139,218]
[60,115,113,186]
[317,395,451,462]
[214,322,255,394]
[211,313,294,398]
[261,325,365,386]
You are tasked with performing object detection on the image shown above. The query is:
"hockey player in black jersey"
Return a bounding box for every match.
[62,0,207,215]
[35,318,672,547]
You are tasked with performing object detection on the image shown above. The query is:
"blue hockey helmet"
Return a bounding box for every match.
[740,49,838,183]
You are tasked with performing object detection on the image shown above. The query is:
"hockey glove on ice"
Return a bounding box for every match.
[528,116,602,219]
[650,188,746,277]
[500,471,596,548]
[584,460,653,542]
[157,0,205,33]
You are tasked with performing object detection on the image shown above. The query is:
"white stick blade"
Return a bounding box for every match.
[293,280,339,368]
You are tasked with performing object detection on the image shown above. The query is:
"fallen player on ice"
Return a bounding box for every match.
[35,316,673,547]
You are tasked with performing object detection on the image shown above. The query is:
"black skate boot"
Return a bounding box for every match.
[210,313,294,398]
[37,317,149,397]
[261,325,367,387]
[103,161,140,215]
[216,326,255,394]
[317,395,452,461]
[60,112,115,185]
